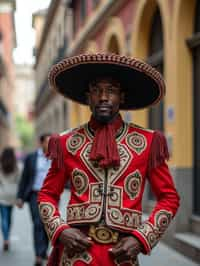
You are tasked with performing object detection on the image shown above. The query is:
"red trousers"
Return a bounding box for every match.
[48,242,139,266]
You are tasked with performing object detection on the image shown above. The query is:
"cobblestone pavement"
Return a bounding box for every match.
[0,190,198,266]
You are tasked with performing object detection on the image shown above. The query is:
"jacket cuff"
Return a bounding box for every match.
[39,202,69,245]
[132,209,173,254]
[51,224,70,246]
[132,225,152,254]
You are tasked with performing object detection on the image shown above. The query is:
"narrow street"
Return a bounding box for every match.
[0,190,198,266]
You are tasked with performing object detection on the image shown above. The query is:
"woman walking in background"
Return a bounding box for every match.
[0,147,20,251]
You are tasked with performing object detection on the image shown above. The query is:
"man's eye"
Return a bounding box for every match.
[108,88,113,93]
[108,87,119,94]
[91,87,98,93]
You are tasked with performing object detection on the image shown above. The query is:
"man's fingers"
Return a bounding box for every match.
[75,234,93,248]
[115,253,130,264]
[112,239,124,249]
[74,242,89,253]
[66,239,91,257]
[110,246,125,257]
[78,238,93,248]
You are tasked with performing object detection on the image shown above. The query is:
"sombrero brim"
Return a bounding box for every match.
[49,54,165,110]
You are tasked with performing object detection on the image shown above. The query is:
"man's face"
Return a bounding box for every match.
[87,77,124,123]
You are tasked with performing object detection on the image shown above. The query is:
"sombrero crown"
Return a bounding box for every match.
[48,53,165,110]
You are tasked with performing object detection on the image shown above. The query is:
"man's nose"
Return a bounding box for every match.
[99,89,109,100]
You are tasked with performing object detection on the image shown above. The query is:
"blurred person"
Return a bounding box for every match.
[0,147,20,251]
[16,133,51,266]
[38,54,180,266]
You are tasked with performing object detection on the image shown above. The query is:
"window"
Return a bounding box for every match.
[80,0,86,23]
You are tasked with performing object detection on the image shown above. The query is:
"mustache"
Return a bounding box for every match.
[95,103,112,108]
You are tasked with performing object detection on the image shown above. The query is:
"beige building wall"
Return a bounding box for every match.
[14,64,35,118]
[0,0,16,149]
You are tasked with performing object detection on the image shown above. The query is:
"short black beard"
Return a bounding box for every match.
[93,112,118,124]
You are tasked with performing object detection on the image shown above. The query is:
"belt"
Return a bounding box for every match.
[88,224,119,244]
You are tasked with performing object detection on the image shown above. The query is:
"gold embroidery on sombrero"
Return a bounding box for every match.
[66,132,86,155]
[134,210,173,249]
[124,170,142,200]
[39,203,66,240]
[126,131,147,155]
[60,248,92,266]
[48,54,165,106]
[71,169,89,196]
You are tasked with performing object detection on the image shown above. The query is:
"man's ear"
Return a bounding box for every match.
[120,92,125,104]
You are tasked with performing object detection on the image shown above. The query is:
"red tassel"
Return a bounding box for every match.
[148,130,169,173]
[47,134,64,169]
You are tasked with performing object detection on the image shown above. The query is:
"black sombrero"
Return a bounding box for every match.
[48,53,165,110]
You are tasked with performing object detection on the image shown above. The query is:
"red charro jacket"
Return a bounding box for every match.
[38,122,180,255]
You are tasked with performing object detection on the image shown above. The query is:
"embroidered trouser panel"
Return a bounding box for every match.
[59,242,140,266]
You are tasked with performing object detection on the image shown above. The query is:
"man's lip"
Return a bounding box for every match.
[96,105,112,109]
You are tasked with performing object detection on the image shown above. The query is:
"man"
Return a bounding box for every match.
[16,133,51,266]
[38,53,180,266]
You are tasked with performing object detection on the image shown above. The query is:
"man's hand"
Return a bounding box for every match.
[16,199,24,208]
[59,228,93,257]
[109,236,143,264]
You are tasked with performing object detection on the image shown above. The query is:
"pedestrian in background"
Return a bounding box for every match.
[0,147,20,251]
[16,133,51,266]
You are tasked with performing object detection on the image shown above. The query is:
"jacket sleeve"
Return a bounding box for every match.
[38,135,70,246]
[131,131,180,254]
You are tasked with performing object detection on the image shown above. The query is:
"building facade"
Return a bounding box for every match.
[0,0,16,150]
[34,0,200,263]
[14,64,35,120]
[33,0,70,137]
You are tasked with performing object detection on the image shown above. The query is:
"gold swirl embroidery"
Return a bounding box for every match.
[126,131,147,155]
[136,210,173,249]
[72,169,89,196]
[39,202,65,240]
[124,170,142,200]
[66,132,86,155]
[60,248,92,266]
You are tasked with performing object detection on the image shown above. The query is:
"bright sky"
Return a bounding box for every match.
[14,0,51,65]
